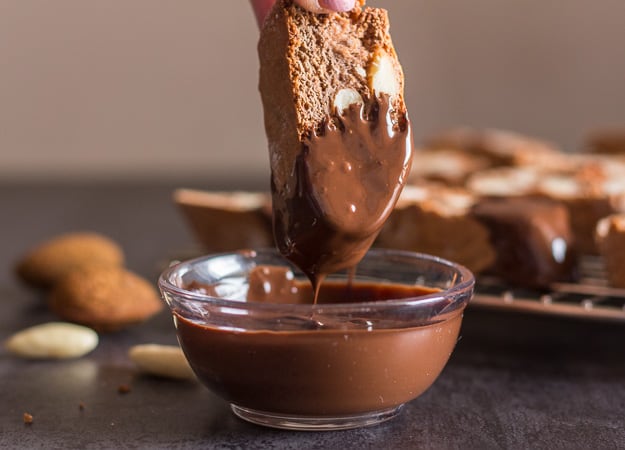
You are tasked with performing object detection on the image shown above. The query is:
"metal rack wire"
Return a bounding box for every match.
[472,256,625,322]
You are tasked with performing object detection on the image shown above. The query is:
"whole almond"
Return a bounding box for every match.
[15,232,124,289]
[129,344,196,381]
[5,322,98,359]
[49,266,163,331]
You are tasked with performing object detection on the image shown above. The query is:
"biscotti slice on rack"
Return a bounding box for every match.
[376,183,496,275]
[583,127,625,155]
[596,214,625,288]
[422,127,561,168]
[470,197,578,288]
[536,169,625,255]
[174,189,273,252]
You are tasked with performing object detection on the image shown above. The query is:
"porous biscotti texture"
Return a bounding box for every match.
[258,0,406,195]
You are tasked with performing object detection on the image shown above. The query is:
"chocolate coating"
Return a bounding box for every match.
[470,197,578,287]
[272,96,412,291]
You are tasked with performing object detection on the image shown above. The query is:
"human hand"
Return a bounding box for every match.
[250,0,356,27]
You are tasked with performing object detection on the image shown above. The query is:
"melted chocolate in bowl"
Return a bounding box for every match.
[271,96,413,297]
[175,303,461,416]
[160,250,474,430]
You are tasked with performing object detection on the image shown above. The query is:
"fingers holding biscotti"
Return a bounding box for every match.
[251,0,358,27]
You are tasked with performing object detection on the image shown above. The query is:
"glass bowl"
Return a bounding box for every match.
[158,248,474,431]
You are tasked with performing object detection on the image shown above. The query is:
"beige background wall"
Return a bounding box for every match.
[1,1,624,182]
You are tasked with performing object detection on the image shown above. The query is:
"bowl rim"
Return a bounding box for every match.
[158,248,475,314]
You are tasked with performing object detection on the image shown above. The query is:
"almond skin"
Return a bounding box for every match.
[49,266,163,332]
[15,232,124,289]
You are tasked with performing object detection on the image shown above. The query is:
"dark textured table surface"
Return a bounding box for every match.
[1,182,624,450]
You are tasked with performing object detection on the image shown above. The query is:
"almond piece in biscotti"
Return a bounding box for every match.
[48,266,163,332]
[15,232,124,289]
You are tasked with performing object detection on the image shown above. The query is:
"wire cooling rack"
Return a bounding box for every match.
[472,256,625,322]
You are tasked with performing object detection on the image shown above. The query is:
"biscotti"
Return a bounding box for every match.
[259,0,406,164]
[463,154,625,255]
[376,184,496,274]
[258,0,412,281]
[422,127,561,168]
[470,197,578,287]
[536,171,625,254]
[596,214,625,288]
[409,148,491,186]
[174,189,273,252]
[583,128,625,155]
[465,166,541,198]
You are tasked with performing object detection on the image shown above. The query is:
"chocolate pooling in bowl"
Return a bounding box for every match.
[175,276,460,417]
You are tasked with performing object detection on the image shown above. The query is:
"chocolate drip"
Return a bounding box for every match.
[271,95,413,301]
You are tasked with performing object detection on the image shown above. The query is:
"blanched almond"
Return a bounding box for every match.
[368,51,401,98]
[333,88,364,113]
[5,322,98,359]
[129,344,196,381]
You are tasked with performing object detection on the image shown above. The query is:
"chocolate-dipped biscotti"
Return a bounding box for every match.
[258,0,412,284]
[470,197,578,288]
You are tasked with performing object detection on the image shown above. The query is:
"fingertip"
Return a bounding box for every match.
[251,0,275,28]
[295,0,356,14]
[318,0,356,12]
